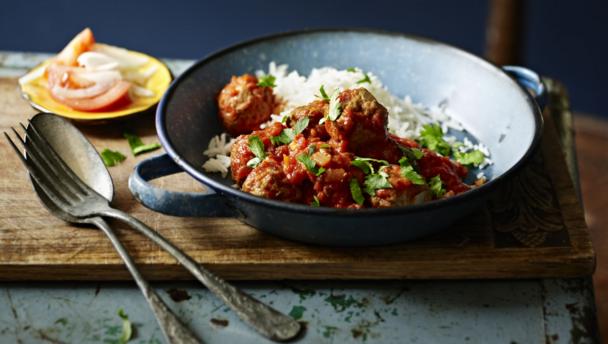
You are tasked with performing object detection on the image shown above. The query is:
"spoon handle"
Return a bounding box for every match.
[101,208,302,342]
[90,217,202,344]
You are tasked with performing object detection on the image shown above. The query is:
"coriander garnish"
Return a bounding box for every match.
[418,124,451,156]
[328,91,342,121]
[350,179,365,205]
[351,157,389,175]
[296,151,325,176]
[257,74,276,88]
[319,85,330,101]
[356,73,371,84]
[247,135,265,167]
[454,149,485,167]
[429,175,446,197]
[363,170,392,196]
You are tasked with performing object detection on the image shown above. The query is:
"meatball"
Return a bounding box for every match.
[325,88,402,163]
[217,74,276,135]
[230,122,283,185]
[288,100,329,140]
[242,159,303,202]
[370,165,431,208]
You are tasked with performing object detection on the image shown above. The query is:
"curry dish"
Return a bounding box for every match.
[217,74,483,209]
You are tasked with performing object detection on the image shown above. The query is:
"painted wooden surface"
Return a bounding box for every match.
[0,63,595,281]
[0,52,599,343]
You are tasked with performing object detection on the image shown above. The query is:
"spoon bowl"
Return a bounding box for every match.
[28,113,114,210]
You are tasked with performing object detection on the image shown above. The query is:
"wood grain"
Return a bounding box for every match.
[0,77,595,281]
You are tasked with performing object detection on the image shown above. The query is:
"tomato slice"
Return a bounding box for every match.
[50,80,132,112]
[56,28,95,66]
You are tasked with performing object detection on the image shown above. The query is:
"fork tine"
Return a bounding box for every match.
[23,121,89,196]
[26,120,94,195]
[4,131,71,208]
[13,124,83,203]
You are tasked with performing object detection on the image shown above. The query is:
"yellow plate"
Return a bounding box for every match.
[19,48,172,121]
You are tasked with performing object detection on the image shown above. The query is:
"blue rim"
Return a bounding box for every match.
[155,28,544,217]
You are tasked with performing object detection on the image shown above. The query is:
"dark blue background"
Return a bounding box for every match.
[2,0,606,117]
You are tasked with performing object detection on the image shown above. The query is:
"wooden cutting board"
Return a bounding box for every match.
[0,77,594,280]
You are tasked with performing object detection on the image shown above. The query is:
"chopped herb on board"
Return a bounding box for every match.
[124,132,161,156]
[100,149,126,167]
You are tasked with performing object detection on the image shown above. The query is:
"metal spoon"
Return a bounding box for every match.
[27,114,202,344]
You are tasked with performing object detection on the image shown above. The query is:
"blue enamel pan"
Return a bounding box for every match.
[128,29,544,246]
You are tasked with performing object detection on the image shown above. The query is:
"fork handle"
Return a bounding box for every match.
[100,208,301,342]
[90,217,202,344]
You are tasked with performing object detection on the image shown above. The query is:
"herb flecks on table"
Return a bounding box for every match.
[100,149,126,167]
[124,132,161,156]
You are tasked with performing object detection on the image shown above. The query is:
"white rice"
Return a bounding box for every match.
[203,62,491,175]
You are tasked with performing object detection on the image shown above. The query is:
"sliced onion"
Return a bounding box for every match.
[123,65,158,85]
[77,52,119,71]
[91,43,148,68]
[51,80,115,99]
[75,70,122,85]
[131,85,154,98]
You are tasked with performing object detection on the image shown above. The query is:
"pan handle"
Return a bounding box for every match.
[128,154,236,217]
[502,65,547,109]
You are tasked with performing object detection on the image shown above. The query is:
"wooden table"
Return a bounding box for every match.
[0,51,600,343]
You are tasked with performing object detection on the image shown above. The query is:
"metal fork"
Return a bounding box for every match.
[4,121,301,342]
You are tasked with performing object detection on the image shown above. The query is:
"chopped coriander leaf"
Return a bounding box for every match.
[293,117,310,135]
[419,124,451,156]
[124,132,161,156]
[356,73,372,84]
[281,115,289,124]
[319,85,330,101]
[248,135,265,159]
[117,308,132,344]
[319,143,331,149]
[100,149,126,167]
[346,67,357,73]
[429,175,446,197]
[296,152,325,176]
[400,165,425,185]
[363,173,392,196]
[328,91,342,121]
[257,74,276,88]
[351,157,389,175]
[411,148,424,159]
[272,128,295,145]
[311,196,321,207]
[398,156,409,167]
[350,179,365,205]
[454,149,485,167]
